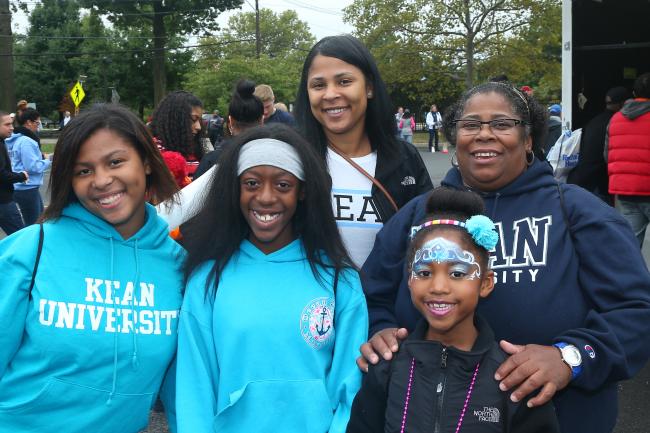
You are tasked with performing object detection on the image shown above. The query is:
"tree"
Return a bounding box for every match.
[345,0,539,89]
[0,0,15,111]
[476,0,561,102]
[13,0,85,117]
[80,0,242,105]
[185,8,315,111]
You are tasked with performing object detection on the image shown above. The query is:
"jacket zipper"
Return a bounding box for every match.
[434,347,448,433]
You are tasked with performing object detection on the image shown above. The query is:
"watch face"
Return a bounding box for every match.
[562,346,582,366]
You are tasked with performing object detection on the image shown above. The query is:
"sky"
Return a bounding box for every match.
[11,0,356,41]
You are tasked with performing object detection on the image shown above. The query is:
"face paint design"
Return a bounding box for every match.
[411,237,481,280]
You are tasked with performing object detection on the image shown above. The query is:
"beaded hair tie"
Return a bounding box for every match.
[409,215,499,251]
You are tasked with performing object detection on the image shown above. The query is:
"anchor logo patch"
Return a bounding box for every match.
[300,297,335,350]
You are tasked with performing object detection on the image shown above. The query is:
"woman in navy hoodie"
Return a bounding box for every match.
[358,82,650,433]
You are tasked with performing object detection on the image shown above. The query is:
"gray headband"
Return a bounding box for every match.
[237,138,305,181]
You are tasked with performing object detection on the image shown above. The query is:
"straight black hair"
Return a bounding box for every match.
[229,79,264,125]
[294,34,398,160]
[182,123,355,298]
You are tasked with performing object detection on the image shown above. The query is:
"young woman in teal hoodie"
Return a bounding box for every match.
[0,104,183,433]
[176,123,368,433]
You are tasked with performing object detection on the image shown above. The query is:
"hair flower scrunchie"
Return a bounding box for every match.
[465,215,499,251]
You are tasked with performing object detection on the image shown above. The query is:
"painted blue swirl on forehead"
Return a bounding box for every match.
[412,237,481,279]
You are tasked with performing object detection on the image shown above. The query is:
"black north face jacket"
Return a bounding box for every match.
[347,316,560,433]
[372,139,433,223]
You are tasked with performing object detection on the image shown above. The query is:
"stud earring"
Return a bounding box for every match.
[367,91,373,98]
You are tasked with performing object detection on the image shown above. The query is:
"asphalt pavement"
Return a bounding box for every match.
[2,144,649,431]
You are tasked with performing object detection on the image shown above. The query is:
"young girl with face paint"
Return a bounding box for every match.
[176,123,368,433]
[347,187,559,433]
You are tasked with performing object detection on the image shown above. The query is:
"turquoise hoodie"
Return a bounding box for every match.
[0,202,184,433]
[176,239,368,433]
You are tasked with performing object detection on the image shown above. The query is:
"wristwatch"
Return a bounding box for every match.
[554,342,583,380]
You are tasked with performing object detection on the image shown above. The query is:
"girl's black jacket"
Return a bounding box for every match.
[347,316,560,433]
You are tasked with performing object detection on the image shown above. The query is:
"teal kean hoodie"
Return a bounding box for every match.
[176,239,368,433]
[0,202,184,433]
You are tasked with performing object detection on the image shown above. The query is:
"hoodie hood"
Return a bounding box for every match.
[441,159,556,216]
[620,98,650,120]
[61,201,172,249]
[10,126,40,146]
[238,237,308,265]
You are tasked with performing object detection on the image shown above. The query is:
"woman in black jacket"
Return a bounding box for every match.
[294,35,432,268]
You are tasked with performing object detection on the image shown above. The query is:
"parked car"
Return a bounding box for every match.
[39,117,57,129]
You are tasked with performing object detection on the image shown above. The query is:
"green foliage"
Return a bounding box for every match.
[13,0,85,116]
[12,1,196,117]
[344,0,561,104]
[185,9,315,112]
[78,0,243,103]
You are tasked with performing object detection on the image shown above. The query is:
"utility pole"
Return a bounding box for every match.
[255,0,260,59]
[0,0,15,112]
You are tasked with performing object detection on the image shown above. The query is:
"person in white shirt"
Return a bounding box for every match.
[425,104,442,152]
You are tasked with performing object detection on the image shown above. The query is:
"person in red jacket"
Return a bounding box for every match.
[607,72,650,247]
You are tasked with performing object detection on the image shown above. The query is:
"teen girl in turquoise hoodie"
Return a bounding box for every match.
[0,104,183,433]
[176,124,368,433]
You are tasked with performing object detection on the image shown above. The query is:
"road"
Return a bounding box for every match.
[2,144,649,432]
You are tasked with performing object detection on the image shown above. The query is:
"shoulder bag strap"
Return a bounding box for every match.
[328,144,399,212]
[556,182,575,244]
[29,223,44,298]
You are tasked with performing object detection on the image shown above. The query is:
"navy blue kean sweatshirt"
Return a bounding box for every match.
[361,159,650,433]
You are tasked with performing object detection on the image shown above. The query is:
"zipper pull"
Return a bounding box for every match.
[441,347,448,368]
[436,382,443,393]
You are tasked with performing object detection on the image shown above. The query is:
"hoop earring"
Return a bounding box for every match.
[526,150,534,166]
[451,151,459,168]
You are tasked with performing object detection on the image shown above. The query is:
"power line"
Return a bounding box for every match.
[0,37,317,57]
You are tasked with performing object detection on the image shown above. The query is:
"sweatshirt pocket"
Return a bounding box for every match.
[0,378,155,433]
[213,379,332,433]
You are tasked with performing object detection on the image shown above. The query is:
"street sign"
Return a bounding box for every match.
[70,82,85,108]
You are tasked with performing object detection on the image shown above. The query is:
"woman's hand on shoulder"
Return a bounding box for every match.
[356,327,409,372]
[494,340,572,408]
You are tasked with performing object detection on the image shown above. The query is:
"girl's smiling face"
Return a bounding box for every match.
[408,229,494,350]
[72,129,151,240]
[306,55,371,140]
[240,165,302,254]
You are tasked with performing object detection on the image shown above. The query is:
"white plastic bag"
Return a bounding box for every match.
[547,128,582,182]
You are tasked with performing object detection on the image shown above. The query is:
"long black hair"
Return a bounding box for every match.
[407,187,491,271]
[441,82,548,160]
[42,103,178,222]
[294,34,399,160]
[182,123,354,298]
[150,90,205,160]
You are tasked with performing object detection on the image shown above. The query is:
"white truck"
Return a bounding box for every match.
[561,0,650,131]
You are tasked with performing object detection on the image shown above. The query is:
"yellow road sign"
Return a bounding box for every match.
[70,82,85,108]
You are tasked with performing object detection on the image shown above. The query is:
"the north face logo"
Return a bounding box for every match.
[474,406,500,423]
[401,176,416,186]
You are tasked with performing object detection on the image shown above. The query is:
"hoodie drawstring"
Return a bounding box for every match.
[131,238,140,370]
[490,192,501,220]
[107,238,117,406]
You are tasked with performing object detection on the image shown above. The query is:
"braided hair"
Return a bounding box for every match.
[150,91,205,160]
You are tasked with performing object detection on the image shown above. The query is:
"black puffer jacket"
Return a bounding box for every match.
[0,139,27,204]
[372,140,432,222]
[347,316,560,433]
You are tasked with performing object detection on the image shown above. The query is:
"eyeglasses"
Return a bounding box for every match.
[452,118,527,135]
